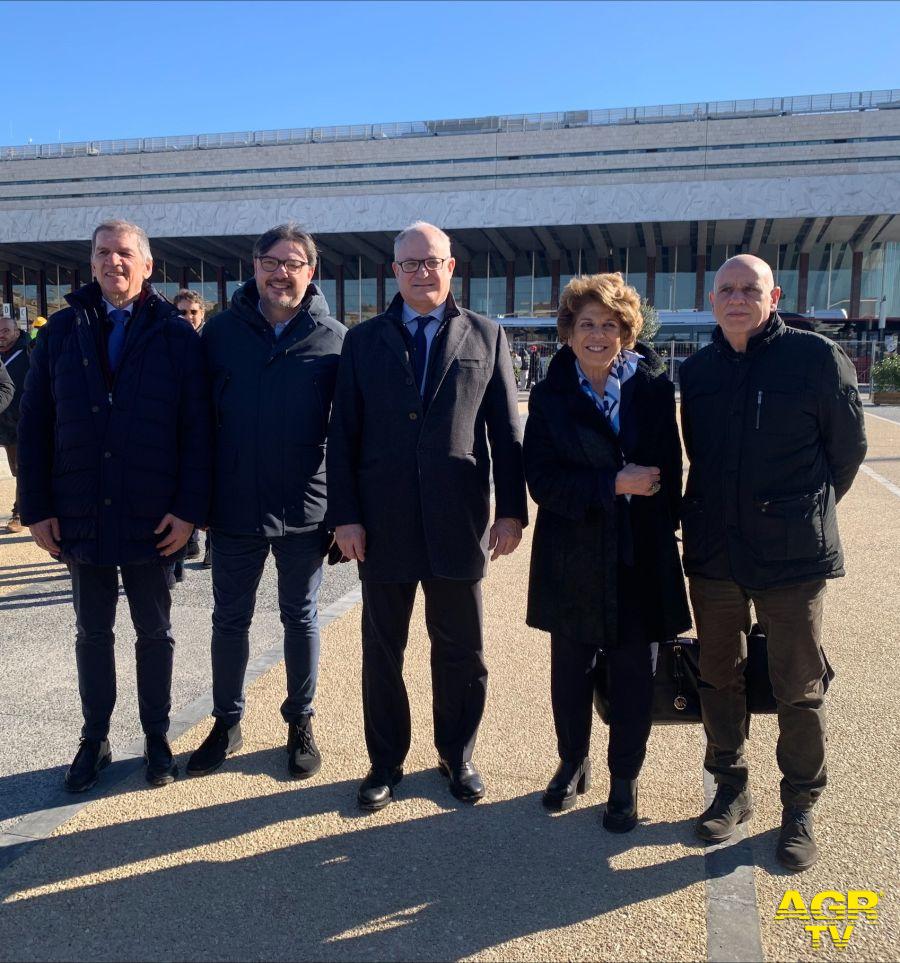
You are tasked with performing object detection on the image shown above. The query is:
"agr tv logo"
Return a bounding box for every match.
[775,889,880,950]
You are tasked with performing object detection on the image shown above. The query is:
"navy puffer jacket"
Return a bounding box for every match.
[17,281,212,566]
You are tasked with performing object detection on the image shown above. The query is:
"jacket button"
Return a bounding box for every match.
[91,405,99,413]
[104,498,112,506]
[83,358,89,366]
[406,377,413,386]
[104,451,112,459]
[409,412,418,420]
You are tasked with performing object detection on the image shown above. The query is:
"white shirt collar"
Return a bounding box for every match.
[401,300,446,325]
[102,297,135,317]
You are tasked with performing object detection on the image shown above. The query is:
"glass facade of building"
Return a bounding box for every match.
[4,237,900,330]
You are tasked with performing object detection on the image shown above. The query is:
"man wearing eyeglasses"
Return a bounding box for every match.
[328,220,528,810]
[187,223,346,780]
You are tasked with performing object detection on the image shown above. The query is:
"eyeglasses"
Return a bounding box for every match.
[256,256,310,274]
[396,257,448,274]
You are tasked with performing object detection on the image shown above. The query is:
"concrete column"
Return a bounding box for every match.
[797,253,810,313]
[646,257,657,306]
[850,250,863,318]
[38,269,48,317]
[179,267,189,289]
[461,261,471,309]
[505,261,515,316]
[3,270,12,309]
[550,259,560,309]
[376,263,385,314]
[71,269,80,292]
[695,254,706,310]
[335,264,345,324]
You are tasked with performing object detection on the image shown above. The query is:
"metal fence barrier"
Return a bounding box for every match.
[512,338,891,400]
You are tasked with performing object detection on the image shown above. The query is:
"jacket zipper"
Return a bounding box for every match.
[755,390,762,429]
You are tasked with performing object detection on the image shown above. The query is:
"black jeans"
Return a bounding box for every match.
[70,562,174,740]
[210,529,325,727]
[689,576,828,810]
[361,578,486,768]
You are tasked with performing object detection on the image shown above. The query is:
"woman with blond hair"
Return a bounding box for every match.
[524,273,690,831]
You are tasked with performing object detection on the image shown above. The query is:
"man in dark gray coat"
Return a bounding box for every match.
[328,221,528,810]
[187,224,346,781]
[680,254,867,872]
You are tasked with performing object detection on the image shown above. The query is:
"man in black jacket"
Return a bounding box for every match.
[680,254,867,871]
[17,219,211,792]
[186,224,346,780]
[0,316,27,532]
[328,221,528,810]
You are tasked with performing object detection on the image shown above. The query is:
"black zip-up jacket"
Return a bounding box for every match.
[0,331,28,444]
[679,313,867,590]
[202,280,346,536]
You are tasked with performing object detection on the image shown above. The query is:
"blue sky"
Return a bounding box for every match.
[3,0,898,146]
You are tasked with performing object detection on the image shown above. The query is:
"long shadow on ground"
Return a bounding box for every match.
[0,749,709,962]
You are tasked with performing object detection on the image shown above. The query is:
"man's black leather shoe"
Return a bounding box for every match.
[287,716,322,779]
[357,766,403,811]
[201,544,212,568]
[185,540,201,560]
[438,758,485,803]
[543,758,591,812]
[602,777,639,833]
[695,784,754,843]
[64,738,112,793]
[186,720,243,776]
[144,733,178,786]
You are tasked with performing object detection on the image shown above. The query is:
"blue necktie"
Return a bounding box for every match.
[107,309,129,372]
[412,316,432,395]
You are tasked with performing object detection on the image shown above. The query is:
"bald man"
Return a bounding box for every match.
[328,221,527,810]
[679,254,867,871]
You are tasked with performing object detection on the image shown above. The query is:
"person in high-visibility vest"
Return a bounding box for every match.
[29,316,48,341]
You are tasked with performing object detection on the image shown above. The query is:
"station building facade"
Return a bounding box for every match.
[1,88,900,333]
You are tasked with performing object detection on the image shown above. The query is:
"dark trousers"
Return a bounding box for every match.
[549,561,654,780]
[689,576,828,810]
[4,443,17,514]
[70,562,174,740]
[361,578,486,768]
[550,636,654,780]
[210,529,324,726]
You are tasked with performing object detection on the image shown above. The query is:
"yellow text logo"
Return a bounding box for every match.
[775,890,880,950]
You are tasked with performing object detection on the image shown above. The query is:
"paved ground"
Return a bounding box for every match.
[0,488,359,838]
[0,409,897,961]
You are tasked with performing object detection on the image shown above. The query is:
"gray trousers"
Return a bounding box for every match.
[689,576,828,810]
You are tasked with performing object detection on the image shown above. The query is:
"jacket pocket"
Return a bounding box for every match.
[752,488,825,561]
[680,496,709,564]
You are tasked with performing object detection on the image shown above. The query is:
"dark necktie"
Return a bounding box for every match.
[107,309,129,372]
[412,315,432,395]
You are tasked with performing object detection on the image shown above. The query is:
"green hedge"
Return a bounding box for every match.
[873,354,900,391]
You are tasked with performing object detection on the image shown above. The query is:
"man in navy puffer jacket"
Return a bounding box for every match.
[17,219,211,792]
[186,223,345,781]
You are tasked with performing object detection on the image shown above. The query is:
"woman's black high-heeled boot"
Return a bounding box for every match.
[602,776,638,832]
[542,758,592,812]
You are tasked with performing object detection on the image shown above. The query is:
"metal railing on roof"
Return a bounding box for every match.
[3,89,899,162]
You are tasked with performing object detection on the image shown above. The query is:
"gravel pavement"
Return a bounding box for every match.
[0,410,897,961]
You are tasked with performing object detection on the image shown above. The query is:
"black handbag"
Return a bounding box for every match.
[593,639,702,726]
[593,626,836,725]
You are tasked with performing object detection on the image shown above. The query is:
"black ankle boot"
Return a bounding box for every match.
[542,758,592,812]
[602,776,638,833]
